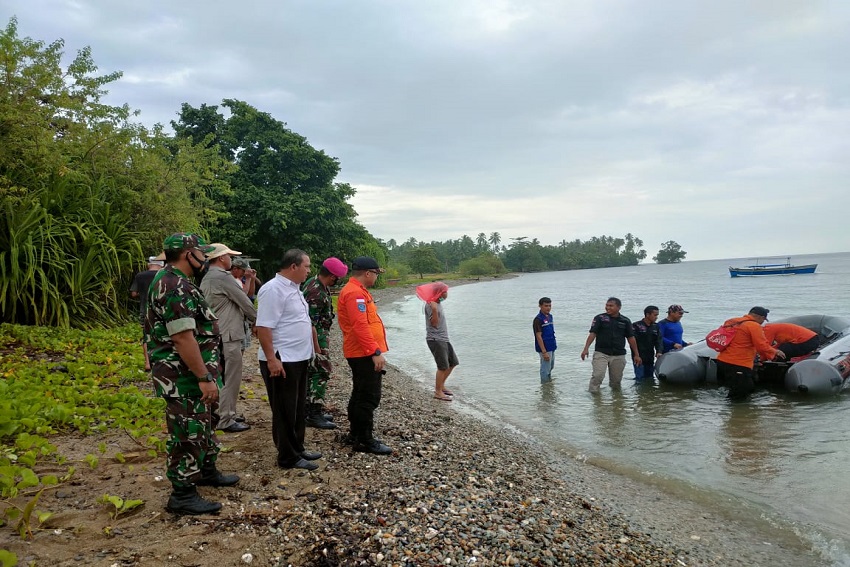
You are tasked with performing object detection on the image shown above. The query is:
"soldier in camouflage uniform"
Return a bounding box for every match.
[302,258,349,429]
[145,233,240,515]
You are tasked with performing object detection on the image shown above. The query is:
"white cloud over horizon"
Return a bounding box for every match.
[5,0,850,261]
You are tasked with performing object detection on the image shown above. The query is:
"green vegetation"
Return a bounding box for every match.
[171,100,386,280]
[0,19,384,327]
[653,240,687,264]
[98,494,144,519]
[0,323,162,540]
[386,232,672,275]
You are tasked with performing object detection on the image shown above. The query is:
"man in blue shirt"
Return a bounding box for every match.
[533,297,557,383]
[658,304,691,353]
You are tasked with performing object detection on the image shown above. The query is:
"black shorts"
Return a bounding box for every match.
[427,340,459,370]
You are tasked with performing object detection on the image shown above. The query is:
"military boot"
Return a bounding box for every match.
[305,403,337,430]
[166,486,222,515]
[197,466,240,487]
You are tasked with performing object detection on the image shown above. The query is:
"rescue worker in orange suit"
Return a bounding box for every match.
[763,323,819,359]
[337,256,392,455]
[715,306,786,400]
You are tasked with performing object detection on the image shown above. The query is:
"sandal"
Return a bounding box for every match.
[442,389,454,396]
[434,394,453,402]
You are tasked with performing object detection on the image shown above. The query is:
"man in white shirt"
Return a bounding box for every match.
[255,249,323,470]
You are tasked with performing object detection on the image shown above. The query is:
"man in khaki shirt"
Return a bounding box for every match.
[200,244,257,432]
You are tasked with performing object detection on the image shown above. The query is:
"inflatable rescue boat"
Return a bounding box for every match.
[655,314,850,395]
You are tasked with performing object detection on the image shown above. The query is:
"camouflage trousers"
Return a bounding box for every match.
[164,397,221,488]
[308,334,332,404]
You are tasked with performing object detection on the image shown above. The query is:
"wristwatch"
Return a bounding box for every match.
[372,348,382,357]
[197,372,215,383]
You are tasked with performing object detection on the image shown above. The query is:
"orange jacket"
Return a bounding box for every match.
[763,323,816,345]
[716,314,778,369]
[337,278,388,358]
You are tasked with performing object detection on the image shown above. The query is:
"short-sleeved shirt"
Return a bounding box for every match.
[424,302,449,342]
[256,274,314,363]
[589,313,634,356]
[632,319,663,359]
[145,265,221,398]
[130,269,159,323]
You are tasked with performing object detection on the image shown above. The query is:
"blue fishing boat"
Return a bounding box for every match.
[728,257,817,277]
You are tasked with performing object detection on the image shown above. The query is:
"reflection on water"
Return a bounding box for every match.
[381,253,850,564]
[719,402,779,478]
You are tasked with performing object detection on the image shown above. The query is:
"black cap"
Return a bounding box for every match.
[352,256,384,272]
[749,306,769,320]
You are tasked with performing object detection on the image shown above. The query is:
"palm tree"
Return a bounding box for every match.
[488,231,501,253]
[476,232,488,252]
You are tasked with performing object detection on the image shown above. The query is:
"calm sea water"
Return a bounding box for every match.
[380,252,850,566]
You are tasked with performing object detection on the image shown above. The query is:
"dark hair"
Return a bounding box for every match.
[607,297,622,307]
[644,305,659,315]
[538,297,551,306]
[318,266,333,277]
[279,249,307,270]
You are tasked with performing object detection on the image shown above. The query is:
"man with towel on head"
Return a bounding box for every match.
[416,282,459,401]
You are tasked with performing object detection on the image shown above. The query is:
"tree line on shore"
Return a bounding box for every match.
[0,19,687,327]
[385,234,687,277]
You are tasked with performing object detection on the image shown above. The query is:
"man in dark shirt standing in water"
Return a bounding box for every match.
[580,297,641,393]
[632,305,663,383]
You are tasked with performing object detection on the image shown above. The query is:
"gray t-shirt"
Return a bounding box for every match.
[424,302,449,342]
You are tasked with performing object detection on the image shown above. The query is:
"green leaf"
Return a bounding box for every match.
[0,548,19,567]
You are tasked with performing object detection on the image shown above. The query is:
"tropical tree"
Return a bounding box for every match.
[653,241,687,264]
[488,231,501,253]
[408,246,442,278]
[173,100,383,278]
[0,19,227,326]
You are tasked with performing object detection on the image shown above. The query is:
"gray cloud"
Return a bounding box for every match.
[7,0,850,259]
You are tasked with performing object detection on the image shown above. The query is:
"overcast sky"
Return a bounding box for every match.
[6,1,849,261]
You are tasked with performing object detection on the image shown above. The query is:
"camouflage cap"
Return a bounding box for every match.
[162,233,215,253]
[231,257,251,269]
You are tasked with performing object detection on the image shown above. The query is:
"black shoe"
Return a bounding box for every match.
[197,468,240,487]
[306,413,338,430]
[323,413,334,422]
[279,458,318,471]
[301,450,322,461]
[166,486,222,515]
[235,416,246,423]
[353,439,393,455]
[221,422,250,433]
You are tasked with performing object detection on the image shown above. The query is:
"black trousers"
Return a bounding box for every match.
[260,358,309,466]
[346,356,383,443]
[777,335,819,359]
[716,360,755,400]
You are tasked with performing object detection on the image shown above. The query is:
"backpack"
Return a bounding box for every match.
[705,321,744,352]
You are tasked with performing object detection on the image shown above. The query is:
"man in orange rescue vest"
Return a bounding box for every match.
[763,322,819,359]
[337,256,392,455]
[715,306,786,400]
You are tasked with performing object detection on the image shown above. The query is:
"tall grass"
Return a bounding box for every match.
[0,175,141,327]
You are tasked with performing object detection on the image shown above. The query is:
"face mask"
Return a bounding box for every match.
[187,251,210,280]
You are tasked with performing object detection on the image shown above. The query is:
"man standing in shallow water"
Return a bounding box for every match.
[533,297,557,384]
[580,297,641,393]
